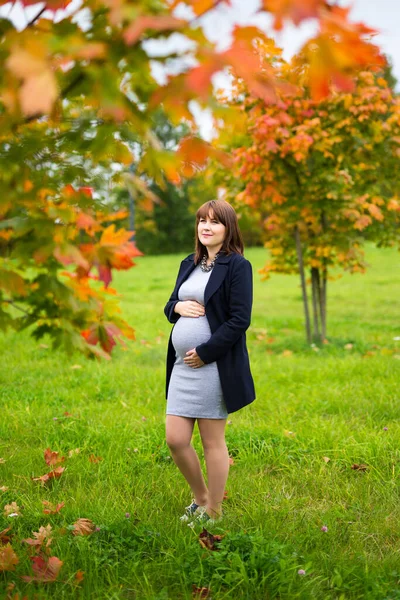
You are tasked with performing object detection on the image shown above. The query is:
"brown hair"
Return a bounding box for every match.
[194,199,244,265]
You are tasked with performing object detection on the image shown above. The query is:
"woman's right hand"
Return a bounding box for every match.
[174,300,205,318]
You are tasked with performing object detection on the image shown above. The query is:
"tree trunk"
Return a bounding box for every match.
[311,267,321,343]
[294,226,311,344]
[321,262,327,340]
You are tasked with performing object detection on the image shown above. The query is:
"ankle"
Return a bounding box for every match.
[206,505,222,518]
[194,495,208,506]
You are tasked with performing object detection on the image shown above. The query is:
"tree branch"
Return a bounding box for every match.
[2,299,31,316]
[27,4,48,27]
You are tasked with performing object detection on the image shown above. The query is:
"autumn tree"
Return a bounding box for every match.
[0,0,384,356]
[215,52,400,343]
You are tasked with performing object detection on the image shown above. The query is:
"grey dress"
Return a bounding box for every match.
[166,263,228,419]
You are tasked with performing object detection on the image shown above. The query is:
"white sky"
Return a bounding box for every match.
[1,0,399,138]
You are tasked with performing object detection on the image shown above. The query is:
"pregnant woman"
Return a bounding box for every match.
[164,199,256,525]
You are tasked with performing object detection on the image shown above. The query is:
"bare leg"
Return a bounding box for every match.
[165,415,209,506]
[197,418,229,518]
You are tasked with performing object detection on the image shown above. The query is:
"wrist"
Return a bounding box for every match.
[174,301,181,314]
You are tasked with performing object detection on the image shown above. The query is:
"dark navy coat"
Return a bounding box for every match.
[164,251,256,414]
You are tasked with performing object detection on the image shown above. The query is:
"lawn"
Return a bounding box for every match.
[1,244,400,599]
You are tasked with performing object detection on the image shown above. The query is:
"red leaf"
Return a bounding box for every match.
[21,554,63,583]
[98,264,112,288]
[192,584,212,598]
[198,528,224,551]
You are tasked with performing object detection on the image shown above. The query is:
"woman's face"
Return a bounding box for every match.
[198,210,226,252]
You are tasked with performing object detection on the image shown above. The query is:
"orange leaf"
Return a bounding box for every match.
[263,0,324,30]
[0,544,19,572]
[124,15,185,45]
[44,448,65,467]
[32,467,65,486]
[42,501,65,515]
[88,454,103,463]
[75,569,85,584]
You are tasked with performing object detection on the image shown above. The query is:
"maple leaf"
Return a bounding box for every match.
[192,585,212,598]
[263,0,325,30]
[0,527,12,545]
[71,518,96,536]
[21,554,63,583]
[351,463,368,471]
[32,466,65,486]
[88,454,103,464]
[44,448,65,467]
[198,528,224,551]
[16,0,72,8]
[4,502,21,517]
[124,15,186,45]
[42,500,65,515]
[0,544,19,572]
[75,569,85,584]
[22,525,53,553]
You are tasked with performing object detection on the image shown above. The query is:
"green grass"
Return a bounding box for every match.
[1,244,400,599]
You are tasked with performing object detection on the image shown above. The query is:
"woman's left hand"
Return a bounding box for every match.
[184,349,205,368]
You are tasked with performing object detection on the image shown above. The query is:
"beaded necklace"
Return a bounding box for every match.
[199,252,220,272]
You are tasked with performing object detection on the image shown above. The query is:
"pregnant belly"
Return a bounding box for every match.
[171,316,212,359]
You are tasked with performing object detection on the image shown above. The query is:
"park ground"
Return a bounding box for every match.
[1,244,400,599]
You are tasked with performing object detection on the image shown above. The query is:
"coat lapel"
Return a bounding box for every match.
[178,253,231,307]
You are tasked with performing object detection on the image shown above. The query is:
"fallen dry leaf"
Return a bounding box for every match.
[32,466,65,486]
[74,569,85,584]
[322,456,331,463]
[0,527,12,545]
[22,525,53,553]
[72,518,96,536]
[351,463,368,471]
[0,486,9,492]
[281,349,293,357]
[192,585,211,598]
[198,528,224,551]
[88,454,103,464]
[0,544,19,572]
[21,554,63,582]
[68,448,80,458]
[42,500,65,515]
[4,503,21,517]
[44,448,65,467]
